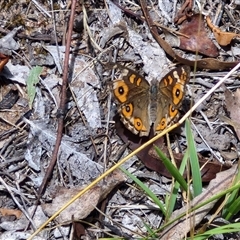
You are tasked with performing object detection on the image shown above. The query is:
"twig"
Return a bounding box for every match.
[190,120,221,162]
[36,0,76,197]
[31,0,51,18]
[27,0,77,231]
[50,0,63,73]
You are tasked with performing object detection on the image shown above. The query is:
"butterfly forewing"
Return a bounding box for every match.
[154,66,190,134]
[112,65,152,136]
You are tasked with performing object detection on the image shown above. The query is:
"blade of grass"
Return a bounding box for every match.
[189,222,240,240]
[153,145,188,193]
[143,221,158,238]
[149,170,239,238]
[119,166,166,216]
[185,119,202,196]
[224,195,240,220]
[222,163,240,220]
[166,148,189,220]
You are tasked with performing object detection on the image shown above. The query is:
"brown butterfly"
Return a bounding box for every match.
[111,64,191,136]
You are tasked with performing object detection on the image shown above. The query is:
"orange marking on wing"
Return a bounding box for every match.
[113,81,129,103]
[129,74,136,84]
[163,78,168,86]
[134,117,143,131]
[122,103,133,118]
[136,77,142,86]
[169,105,178,118]
[167,76,173,85]
[172,83,183,105]
[156,117,167,131]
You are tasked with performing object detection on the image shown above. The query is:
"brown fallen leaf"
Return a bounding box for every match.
[0,53,9,71]
[206,16,240,46]
[224,88,240,139]
[42,169,126,223]
[0,208,22,219]
[42,186,101,223]
[0,89,19,109]
[178,14,219,57]
[72,220,86,238]
[149,146,231,182]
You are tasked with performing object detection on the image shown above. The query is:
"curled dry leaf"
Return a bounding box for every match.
[206,16,240,46]
[224,88,240,139]
[42,186,101,222]
[0,208,22,219]
[178,14,219,57]
[42,169,126,223]
[99,22,127,48]
[0,53,9,72]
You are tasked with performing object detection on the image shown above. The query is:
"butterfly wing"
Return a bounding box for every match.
[154,66,191,134]
[111,65,152,136]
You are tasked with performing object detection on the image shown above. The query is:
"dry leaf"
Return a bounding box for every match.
[0,208,22,219]
[42,186,101,222]
[42,169,126,222]
[179,14,219,57]
[206,16,240,46]
[0,53,9,71]
[72,221,86,239]
[70,58,101,130]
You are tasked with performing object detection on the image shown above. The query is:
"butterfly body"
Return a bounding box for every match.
[112,65,191,136]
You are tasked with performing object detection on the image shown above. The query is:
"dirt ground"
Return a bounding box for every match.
[0,0,240,239]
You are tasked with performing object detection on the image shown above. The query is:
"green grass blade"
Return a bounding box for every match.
[222,166,240,220]
[143,222,158,237]
[119,166,166,216]
[154,146,188,193]
[189,222,240,240]
[166,149,189,220]
[224,195,240,220]
[185,119,202,196]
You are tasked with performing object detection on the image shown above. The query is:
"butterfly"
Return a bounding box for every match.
[111,64,191,136]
